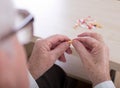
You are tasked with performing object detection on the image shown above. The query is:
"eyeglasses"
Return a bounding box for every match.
[0,9,34,45]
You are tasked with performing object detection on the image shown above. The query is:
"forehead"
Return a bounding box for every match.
[0,0,15,37]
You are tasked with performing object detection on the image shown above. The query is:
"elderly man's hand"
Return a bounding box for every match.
[28,35,72,80]
[72,32,110,86]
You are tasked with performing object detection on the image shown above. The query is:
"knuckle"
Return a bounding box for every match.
[52,34,69,40]
[53,34,66,38]
[36,39,43,43]
[92,32,101,37]
[93,42,98,47]
[93,32,99,37]
[49,34,61,40]
[84,37,89,41]
[35,39,45,47]
[92,32,103,41]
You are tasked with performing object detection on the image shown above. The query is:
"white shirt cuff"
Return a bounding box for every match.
[94,80,116,88]
[28,71,39,88]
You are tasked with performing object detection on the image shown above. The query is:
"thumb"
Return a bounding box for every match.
[72,40,90,62]
[51,42,70,59]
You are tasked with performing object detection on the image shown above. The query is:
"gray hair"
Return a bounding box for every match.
[0,0,15,38]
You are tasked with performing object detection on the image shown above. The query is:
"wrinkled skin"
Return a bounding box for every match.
[28,32,110,87]
[28,35,72,80]
[72,32,110,86]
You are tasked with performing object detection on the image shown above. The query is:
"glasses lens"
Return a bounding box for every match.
[15,9,33,45]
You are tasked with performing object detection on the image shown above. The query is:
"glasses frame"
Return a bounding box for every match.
[0,13,34,42]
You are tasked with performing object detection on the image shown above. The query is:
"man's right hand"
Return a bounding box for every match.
[72,32,111,86]
[28,34,72,80]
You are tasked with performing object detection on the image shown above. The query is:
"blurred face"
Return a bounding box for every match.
[0,0,29,87]
[0,35,29,88]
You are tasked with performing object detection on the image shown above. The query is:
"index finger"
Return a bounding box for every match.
[45,34,70,48]
[74,37,100,49]
[78,32,103,42]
